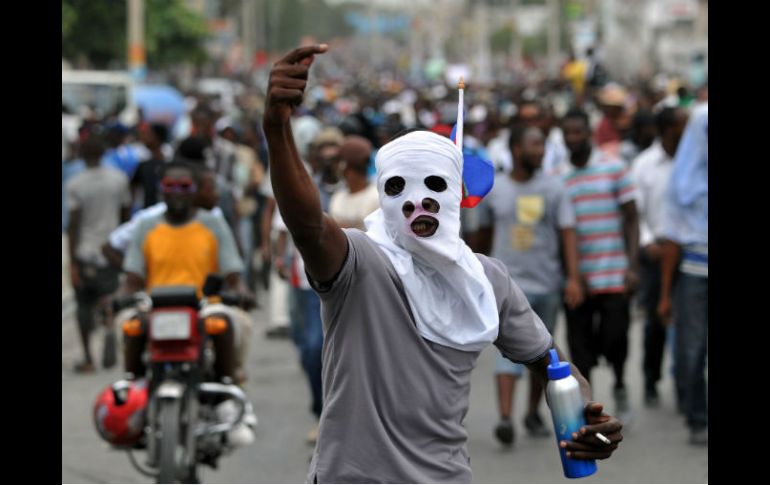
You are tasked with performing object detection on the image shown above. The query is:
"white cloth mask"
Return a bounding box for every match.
[365,131,499,352]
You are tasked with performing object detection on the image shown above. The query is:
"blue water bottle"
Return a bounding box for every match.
[546,349,598,479]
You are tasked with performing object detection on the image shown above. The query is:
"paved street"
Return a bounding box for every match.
[62,236,707,483]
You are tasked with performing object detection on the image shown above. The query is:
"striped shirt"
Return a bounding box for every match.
[555,149,636,294]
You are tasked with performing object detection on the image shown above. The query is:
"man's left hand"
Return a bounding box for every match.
[623,269,639,296]
[560,402,623,460]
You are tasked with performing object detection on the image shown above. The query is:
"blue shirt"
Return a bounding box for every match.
[102,145,142,180]
[663,103,708,275]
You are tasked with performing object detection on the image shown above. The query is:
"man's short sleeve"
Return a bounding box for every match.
[614,163,637,205]
[482,256,553,363]
[123,218,155,277]
[203,214,244,275]
[553,180,576,229]
[307,229,357,301]
[110,203,167,253]
[109,219,137,253]
[65,179,81,212]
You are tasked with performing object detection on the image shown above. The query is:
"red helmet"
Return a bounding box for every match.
[93,379,149,446]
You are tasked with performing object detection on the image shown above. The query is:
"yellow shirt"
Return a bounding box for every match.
[124,211,243,296]
[562,60,588,95]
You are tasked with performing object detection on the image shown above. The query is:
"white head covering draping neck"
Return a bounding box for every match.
[365,131,498,351]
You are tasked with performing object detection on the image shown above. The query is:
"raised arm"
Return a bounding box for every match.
[262,44,348,284]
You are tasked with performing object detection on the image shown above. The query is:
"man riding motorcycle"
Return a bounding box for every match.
[115,160,257,444]
[105,164,254,384]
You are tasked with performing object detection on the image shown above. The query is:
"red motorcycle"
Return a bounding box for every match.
[94,276,255,483]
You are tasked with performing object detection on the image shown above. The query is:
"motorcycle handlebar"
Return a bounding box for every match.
[112,292,151,313]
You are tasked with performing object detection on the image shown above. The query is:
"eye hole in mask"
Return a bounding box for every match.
[424,176,447,192]
[384,176,406,196]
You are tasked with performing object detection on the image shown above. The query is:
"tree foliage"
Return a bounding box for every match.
[62,0,208,69]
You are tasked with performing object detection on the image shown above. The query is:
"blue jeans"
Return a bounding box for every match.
[496,292,560,375]
[289,287,324,418]
[238,217,255,287]
[674,273,708,430]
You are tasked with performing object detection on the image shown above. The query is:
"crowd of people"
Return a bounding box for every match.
[62,44,708,458]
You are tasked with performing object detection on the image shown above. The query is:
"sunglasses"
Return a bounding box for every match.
[160,177,197,194]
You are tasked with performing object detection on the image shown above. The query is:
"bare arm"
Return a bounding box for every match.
[273,231,290,280]
[560,227,584,309]
[122,272,145,295]
[225,273,256,310]
[260,196,276,261]
[263,44,347,284]
[657,239,681,324]
[620,200,640,294]
[101,242,125,270]
[68,209,82,288]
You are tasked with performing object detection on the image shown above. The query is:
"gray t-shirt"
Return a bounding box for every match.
[124,210,243,287]
[471,172,576,295]
[65,166,130,267]
[307,229,552,483]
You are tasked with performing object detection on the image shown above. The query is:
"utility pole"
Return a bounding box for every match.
[547,0,561,77]
[128,0,146,81]
[510,0,523,68]
[242,0,256,72]
[475,0,492,84]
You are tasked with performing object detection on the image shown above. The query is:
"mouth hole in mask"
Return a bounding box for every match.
[424,176,447,192]
[384,176,405,196]
[410,215,439,237]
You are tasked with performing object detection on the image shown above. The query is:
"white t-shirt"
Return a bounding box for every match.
[271,209,311,290]
[328,184,380,230]
[631,141,674,247]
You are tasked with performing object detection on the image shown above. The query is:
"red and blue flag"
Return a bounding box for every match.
[450,124,495,208]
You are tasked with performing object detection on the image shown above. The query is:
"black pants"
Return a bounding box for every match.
[565,292,630,386]
[74,261,119,362]
[639,252,667,390]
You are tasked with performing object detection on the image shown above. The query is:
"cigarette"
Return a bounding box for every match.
[595,432,611,445]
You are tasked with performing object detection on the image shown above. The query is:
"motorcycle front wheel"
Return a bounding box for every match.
[157,399,182,483]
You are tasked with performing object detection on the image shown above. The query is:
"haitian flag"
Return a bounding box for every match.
[450,124,495,208]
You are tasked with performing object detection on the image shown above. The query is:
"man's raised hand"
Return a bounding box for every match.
[264,44,328,126]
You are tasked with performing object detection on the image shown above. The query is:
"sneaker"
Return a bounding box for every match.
[494,419,515,446]
[307,423,320,445]
[265,326,291,339]
[689,428,708,446]
[523,413,550,437]
[74,361,96,374]
[613,386,633,425]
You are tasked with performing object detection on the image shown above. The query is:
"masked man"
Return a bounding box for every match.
[264,44,624,484]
